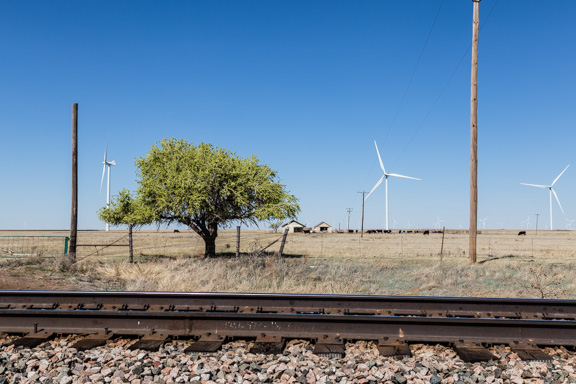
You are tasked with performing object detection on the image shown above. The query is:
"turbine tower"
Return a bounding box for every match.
[100,146,116,232]
[365,141,420,231]
[521,164,569,231]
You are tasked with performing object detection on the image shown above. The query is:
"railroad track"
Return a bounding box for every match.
[1,290,575,362]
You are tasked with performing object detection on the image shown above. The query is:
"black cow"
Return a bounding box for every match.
[423,230,430,235]
[174,229,180,233]
[518,231,526,236]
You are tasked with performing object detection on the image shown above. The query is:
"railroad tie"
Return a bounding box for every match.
[8,330,53,349]
[377,339,412,359]
[249,334,286,355]
[129,333,170,351]
[184,334,225,353]
[509,341,553,361]
[70,331,114,351]
[453,341,496,362]
[313,335,345,358]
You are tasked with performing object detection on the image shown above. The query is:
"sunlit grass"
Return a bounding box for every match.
[2,229,575,298]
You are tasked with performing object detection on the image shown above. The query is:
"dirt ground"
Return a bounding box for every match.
[0,259,118,291]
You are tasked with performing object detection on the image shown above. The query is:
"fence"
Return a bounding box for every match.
[1,229,573,263]
[0,236,69,258]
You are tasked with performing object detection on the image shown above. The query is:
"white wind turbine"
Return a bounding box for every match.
[101,146,116,232]
[479,217,488,230]
[364,141,421,231]
[435,216,445,230]
[521,165,569,231]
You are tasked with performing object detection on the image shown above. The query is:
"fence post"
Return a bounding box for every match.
[129,224,134,263]
[236,226,240,257]
[440,226,445,261]
[278,228,289,257]
[64,237,69,256]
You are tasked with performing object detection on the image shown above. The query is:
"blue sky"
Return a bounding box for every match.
[1,1,575,231]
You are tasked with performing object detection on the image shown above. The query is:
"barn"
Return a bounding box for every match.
[281,220,306,233]
[313,222,333,233]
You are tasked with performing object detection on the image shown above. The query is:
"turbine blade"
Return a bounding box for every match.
[388,173,421,181]
[374,140,386,174]
[552,164,570,186]
[552,188,564,214]
[100,163,106,193]
[520,183,548,188]
[104,145,108,164]
[365,176,385,201]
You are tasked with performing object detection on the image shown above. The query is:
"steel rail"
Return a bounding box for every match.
[0,290,575,320]
[0,308,575,346]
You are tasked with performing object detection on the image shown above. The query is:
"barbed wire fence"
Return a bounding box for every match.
[1,229,574,263]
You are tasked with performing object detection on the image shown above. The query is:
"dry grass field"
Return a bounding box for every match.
[0,229,575,299]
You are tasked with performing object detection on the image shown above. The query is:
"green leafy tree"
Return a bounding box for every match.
[136,138,300,257]
[98,189,155,262]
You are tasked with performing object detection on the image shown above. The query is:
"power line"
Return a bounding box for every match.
[381,0,446,147]
[392,0,501,166]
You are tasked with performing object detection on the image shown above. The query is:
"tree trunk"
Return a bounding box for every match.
[203,235,217,258]
[193,222,218,258]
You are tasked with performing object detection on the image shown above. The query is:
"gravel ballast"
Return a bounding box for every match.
[1,336,576,383]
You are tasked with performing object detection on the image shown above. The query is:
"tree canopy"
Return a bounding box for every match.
[98,189,155,228]
[135,138,300,257]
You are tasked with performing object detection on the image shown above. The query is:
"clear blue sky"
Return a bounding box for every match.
[1,1,574,231]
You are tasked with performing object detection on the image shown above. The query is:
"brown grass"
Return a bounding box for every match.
[1,229,575,298]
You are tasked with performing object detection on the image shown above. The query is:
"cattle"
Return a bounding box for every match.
[174,229,180,233]
[518,231,526,236]
[423,230,430,235]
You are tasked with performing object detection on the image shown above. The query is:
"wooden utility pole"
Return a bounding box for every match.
[358,192,367,237]
[70,103,78,261]
[469,0,481,264]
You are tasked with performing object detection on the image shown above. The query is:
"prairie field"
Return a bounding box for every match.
[0,229,575,299]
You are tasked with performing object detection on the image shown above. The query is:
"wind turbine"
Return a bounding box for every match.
[364,141,421,231]
[101,146,116,232]
[521,165,569,231]
[479,217,488,230]
[435,216,445,230]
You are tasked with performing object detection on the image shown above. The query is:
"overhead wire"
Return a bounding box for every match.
[392,0,501,166]
[381,0,446,148]
[363,0,445,192]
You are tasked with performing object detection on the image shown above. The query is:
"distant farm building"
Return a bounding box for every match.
[313,222,333,233]
[282,220,305,233]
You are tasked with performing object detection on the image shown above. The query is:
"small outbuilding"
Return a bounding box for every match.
[313,222,333,233]
[281,220,306,233]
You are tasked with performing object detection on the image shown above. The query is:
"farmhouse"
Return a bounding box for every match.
[281,220,306,233]
[313,222,333,233]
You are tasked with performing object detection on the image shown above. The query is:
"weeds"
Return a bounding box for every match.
[522,266,572,299]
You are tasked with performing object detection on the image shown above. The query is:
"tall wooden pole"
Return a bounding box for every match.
[70,103,78,261]
[358,191,366,238]
[469,0,481,264]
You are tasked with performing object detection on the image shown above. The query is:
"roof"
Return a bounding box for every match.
[314,222,332,228]
[282,220,305,227]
